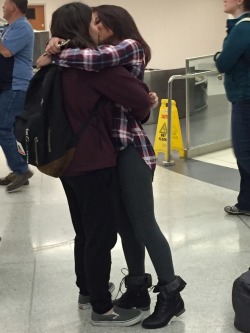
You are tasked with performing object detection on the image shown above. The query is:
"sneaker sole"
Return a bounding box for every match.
[0,180,29,186]
[91,312,143,327]
[7,184,29,193]
[7,173,33,193]
[225,209,250,216]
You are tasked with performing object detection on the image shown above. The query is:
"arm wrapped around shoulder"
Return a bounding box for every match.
[94,66,151,122]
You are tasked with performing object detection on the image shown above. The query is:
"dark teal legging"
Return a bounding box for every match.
[117,144,175,284]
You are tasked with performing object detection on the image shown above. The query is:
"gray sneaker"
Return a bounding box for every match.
[91,305,143,327]
[224,205,250,216]
[6,170,33,193]
[78,282,115,310]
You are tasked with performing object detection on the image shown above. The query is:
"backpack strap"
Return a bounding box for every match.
[44,65,103,144]
[43,65,105,145]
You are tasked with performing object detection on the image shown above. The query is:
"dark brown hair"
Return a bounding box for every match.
[50,2,96,49]
[243,0,250,11]
[93,5,151,65]
[11,0,28,14]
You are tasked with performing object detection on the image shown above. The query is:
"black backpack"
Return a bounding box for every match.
[15,65,97,178]
[232,269,250,333]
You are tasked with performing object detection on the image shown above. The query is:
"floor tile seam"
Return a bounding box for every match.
[0,260,36,266]
[238,216,250,230]
[28,257,37,333]
[33,239,74,252]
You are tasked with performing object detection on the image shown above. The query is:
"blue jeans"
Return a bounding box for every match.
[0,90,28,174]
[232,100,250,210]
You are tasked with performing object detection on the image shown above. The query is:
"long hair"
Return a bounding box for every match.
[93,5,151,65]
[50,2,96,49]
[244,0,250,11]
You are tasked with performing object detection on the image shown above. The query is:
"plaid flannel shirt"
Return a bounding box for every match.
[53,39,156,171]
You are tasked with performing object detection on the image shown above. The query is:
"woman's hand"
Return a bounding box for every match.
[36,54,52,68]
[149,91,159,109]
[45,37,65,55]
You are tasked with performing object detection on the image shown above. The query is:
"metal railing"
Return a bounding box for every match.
[164,69,221,166]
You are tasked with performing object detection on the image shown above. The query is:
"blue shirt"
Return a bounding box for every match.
[0,17,34,91]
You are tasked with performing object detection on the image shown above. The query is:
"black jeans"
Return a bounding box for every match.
[232,100,250,210]
[61,167,119,314]
[117,144,175,284]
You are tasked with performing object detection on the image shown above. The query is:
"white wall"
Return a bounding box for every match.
[1,0,227,69]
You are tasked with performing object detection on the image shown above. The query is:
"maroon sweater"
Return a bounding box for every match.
[62,66,151,176]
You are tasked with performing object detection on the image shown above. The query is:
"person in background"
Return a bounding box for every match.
[39,1,153,327]
[215,0,250,216]
[0,0,33,192]
[42,5,186,330]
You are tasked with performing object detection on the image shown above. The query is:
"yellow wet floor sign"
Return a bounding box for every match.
[153,99,184,159]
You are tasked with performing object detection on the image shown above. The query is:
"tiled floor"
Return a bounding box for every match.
[0,147,249,333]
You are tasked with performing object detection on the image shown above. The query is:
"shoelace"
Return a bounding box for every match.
[113,268,155,300]
[114,268,128,300]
